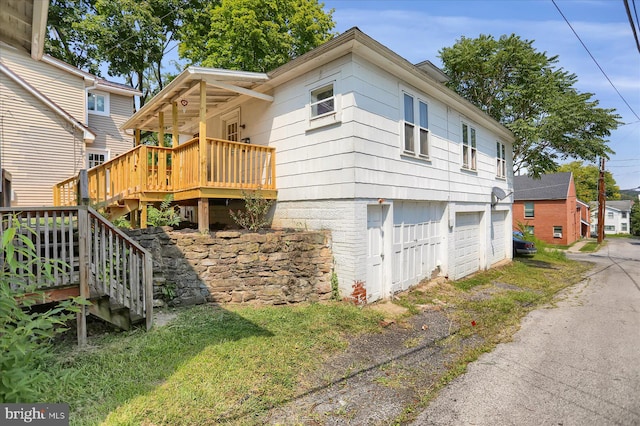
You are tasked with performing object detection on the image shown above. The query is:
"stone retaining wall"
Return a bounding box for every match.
[126,227,334,306]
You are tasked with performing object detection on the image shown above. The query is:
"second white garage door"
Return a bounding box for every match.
[454,212,481,280]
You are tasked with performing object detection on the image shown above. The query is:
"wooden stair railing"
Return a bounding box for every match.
[0,206,153,345]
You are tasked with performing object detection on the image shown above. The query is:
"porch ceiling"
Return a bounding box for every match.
[122,67,272,134]
[0,0,48,60]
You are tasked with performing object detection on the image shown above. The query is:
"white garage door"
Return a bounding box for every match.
[490,211,507,265]
[454,212,481,280]
[392,202,443,293]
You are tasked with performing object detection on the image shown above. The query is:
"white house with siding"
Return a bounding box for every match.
[0,41,139,206]
[121,28,515,302]
[590,200,633,235]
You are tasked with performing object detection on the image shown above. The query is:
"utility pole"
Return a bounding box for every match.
[597,157,606,244]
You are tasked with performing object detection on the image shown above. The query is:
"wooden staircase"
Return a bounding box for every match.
[0,206,153,345]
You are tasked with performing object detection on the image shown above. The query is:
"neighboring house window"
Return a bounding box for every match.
[607,211,614,219]
[553,226,563,238]
[310,84,334,118]
[87,150,108,169]
[605,225,615,232]
[88,91,109,115]
[462,123,477,170]
[524,202,534,218]
[496,141,506,178]
[402,93,430,157]
[622,211,627,219]
[622,223,628,232]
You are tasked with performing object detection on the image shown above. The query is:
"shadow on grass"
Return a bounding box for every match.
[515,257,558,269]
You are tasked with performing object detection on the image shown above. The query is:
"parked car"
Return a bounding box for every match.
[513,231,537,256]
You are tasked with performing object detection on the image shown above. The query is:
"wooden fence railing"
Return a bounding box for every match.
[54,139,276,207]
[0,206,153,343]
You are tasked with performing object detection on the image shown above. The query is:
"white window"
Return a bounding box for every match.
[310,84,334,118]
[87,149,108,169]
[622,223,628,232]
[462,123,477,170]
[402,92,430,158]
[496,141,506,178]
[607,211,614,219]
[88,91,109,115]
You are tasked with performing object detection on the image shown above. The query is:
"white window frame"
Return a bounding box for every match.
[553,226,563,238]
[496,141,506,178]
[86,148,109,169]
[524,202,534,218]
[461,122,477,171]
[401,90,430,159]
[87,90,110,116]
[307,75,341,131]
[310,83,335,119]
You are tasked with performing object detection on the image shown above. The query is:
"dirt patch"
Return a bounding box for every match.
[263,307,481,425]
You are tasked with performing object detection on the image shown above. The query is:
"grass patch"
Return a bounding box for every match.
[42,303,383,425]
[579,242,600,252]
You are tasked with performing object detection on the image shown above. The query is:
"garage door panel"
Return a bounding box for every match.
[454,212,480,280]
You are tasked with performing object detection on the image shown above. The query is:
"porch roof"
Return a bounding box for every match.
[121,67,272,134]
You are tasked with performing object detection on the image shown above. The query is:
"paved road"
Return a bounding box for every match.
[414,238,640,426]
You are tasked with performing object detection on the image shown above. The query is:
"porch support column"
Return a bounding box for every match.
[140,202,148,229]
[198,198,209,233]
[199,80,207,186]
[158,112,165,147]
[172,102,179,148]
[135,129,141,146]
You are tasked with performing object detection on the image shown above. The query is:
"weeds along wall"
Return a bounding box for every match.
[125,227,334,306]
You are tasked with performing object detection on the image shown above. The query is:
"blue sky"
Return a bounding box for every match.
[321,0,640,190]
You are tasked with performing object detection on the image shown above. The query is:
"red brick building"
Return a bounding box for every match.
[512,172,589,245]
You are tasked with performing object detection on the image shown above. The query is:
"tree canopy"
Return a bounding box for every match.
[439,34,621,177]
[177,0,336,72]
[558,161,620,202]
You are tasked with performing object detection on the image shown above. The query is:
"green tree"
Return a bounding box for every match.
[558,161,620,202]
[178,0,336,72]
[439,34,620,177]
[631,201,640,236]
[46,0,200,107]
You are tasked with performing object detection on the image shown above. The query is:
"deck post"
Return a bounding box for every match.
[172,102,179,148]
[198,198,209,233]
[77,206,90,346]
[158,112,165,147]
[135,129,141,146]
[140,202,148,229]
[199,80,207,187]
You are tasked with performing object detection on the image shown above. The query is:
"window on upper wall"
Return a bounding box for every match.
[622,211,627,219]
[310,83,334,118]
[402,92,430,158]
[461,122,477,170]
[607,212,614,219]
[496,141,506,178]
[88,91,109,115]
[524,202,534,218]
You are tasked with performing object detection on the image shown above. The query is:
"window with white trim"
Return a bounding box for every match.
[88,91,109,115]
[310,84,334,118]
[553,226,563,238]
[524,202,534,218]
[496,141,506,178]
[87,149,108,169]
[462,122,477,170]
[402,92,430,157]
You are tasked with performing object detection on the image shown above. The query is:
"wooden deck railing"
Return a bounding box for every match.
[0,206,153,343]
[54,138,276,207]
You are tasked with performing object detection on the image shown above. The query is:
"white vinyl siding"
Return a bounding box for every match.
[88,93,135,157]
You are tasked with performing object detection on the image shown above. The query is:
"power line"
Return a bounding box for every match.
[551,0,640,121]
[624,0,640,53]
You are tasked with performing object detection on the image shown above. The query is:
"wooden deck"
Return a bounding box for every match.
[53,138,276,230]
[0,206,153,345]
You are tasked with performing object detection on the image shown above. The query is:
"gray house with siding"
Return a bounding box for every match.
[0,42,139,206]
